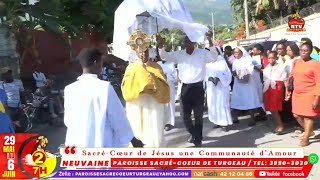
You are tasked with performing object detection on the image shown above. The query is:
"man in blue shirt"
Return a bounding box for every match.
[0,67,25,120]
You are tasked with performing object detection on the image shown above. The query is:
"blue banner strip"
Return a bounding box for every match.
[52,169,192,178]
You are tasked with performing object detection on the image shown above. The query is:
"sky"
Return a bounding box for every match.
[183,0,234,25]
[27,0,234,25]
[28,0,39,5]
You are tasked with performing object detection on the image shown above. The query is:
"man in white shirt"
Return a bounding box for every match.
[157,32,218,147]
[32,65,47,89]
[64,48,143,148]
[33,65,62,118]
[32,65,63,119]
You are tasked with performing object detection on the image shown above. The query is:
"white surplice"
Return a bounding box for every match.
[230,47,262,110]
[64,74,134,148]
[158,62,177,126]
[263,63,287,93]
[205,56,233,126]
[126,93,168,147]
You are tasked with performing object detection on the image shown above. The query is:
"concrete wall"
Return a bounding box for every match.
[0,26,18,57]
[226,13,320,48]
[0,26,20,78]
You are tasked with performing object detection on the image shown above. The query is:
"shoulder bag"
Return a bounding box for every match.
[287,60,297,92]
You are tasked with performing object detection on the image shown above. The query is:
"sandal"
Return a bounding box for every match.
[275,131,287,135]
[299,132,315,140]
[299,139,310,147]
[294,129,304,134]
[213,125,221,129]
[272,130,286,135]
[221,126,229,132]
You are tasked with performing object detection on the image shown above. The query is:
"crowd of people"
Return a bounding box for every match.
[209,37,320,147]
[1,30,319,149]
[62,29,320,149]
[0,65,63,132]
[156,36,320,147]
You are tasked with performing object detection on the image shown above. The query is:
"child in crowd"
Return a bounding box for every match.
[263,51,287,135]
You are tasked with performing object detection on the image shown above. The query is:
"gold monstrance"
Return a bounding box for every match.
[127,29,151,61]
[123,29,170,104]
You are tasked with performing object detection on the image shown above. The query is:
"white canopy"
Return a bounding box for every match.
[112,0,209,61]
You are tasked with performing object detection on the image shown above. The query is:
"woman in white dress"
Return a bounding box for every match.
[206,55,233,131]
[230,47,263,126]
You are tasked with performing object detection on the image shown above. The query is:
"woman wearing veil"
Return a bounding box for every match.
[231,47,263,126]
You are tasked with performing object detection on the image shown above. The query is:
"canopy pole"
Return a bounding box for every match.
[156,18,159,33]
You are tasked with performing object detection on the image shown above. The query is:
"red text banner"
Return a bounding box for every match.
[110,157,311,168]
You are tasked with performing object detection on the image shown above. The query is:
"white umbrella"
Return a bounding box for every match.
[112,0,209,61]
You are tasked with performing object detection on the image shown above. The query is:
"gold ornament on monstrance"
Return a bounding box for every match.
[127,29,151,60]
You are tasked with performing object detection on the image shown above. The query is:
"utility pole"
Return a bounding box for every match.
[208,0,216,40]
[171,34,174,51]
[211,12,215,40]
[244,0,250,39]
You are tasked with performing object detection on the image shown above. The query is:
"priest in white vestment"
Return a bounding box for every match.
[206,55,233,131]
[158,61,177,131]
[64,48,143,148]
[122,48,170,148]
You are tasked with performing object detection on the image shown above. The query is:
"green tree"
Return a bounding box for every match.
[159,28,186,52]
[254,0,320,25]
[0,0,78,64]
[231,0,320,33]
[215,25,234,40]
[58,0,123,43]
[231,0,256,23]
[0,0,124,65]
[255,0,297,21]
[256,0,320,15]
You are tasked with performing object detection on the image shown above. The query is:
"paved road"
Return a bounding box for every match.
[30,102,320,179]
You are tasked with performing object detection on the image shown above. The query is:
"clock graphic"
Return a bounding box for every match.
[18,136,58,179]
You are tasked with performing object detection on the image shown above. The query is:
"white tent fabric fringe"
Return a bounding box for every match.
[113,0,209,61]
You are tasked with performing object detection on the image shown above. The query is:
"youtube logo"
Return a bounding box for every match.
[259,171,266,176]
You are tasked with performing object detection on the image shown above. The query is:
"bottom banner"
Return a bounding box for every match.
[52,170,191,178]
[50,169,313,179]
